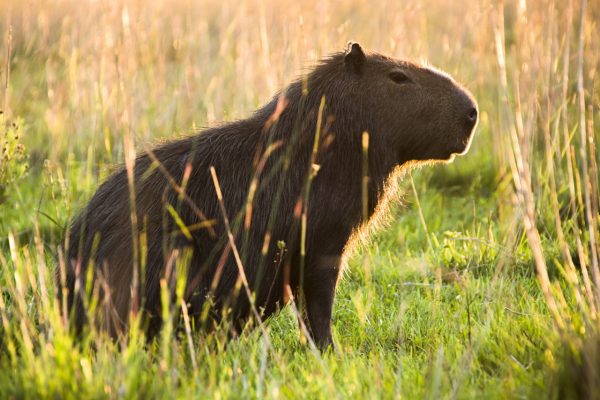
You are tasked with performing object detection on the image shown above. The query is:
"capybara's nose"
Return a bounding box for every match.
[467,107,478,125]
[458,89,478,130]
[463,105,478,131]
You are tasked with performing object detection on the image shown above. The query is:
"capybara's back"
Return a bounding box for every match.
[61,43,478,348]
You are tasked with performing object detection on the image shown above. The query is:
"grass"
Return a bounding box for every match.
[0,0,599,398]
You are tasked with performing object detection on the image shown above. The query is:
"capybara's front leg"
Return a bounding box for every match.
[302,255,341,350]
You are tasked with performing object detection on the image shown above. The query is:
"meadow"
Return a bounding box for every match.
[0,0,599,398]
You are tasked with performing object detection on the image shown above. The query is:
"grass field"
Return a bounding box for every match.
[0,0,599,398]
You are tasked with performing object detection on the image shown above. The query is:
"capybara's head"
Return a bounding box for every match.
[324,42,478,162]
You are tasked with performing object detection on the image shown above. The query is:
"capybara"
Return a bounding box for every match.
[60,42,478,349]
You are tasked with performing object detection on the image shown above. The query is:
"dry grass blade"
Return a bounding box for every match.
[209,166,271,347]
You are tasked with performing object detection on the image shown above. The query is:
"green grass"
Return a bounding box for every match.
[1,0,599,398]
[0,157,560,398]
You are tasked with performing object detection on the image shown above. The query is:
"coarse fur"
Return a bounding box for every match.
[60,42,478,349]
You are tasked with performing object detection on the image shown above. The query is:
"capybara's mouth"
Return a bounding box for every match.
[448,131,475,158]
[457,132,475,155]
[436,132,475,163]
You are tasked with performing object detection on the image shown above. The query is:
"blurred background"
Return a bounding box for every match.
[0,0,597,232]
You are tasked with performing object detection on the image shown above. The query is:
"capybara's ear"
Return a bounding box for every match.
[344,42,366,74]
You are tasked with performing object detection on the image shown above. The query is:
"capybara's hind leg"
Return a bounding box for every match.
[92,262,132,338]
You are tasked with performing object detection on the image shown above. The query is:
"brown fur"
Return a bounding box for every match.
[60,43,478,348]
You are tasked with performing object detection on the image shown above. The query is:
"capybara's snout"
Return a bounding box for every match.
[454,88,478,154]
[457,88,478,132]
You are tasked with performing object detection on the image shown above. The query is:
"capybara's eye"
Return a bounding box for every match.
[389,71,412,84]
